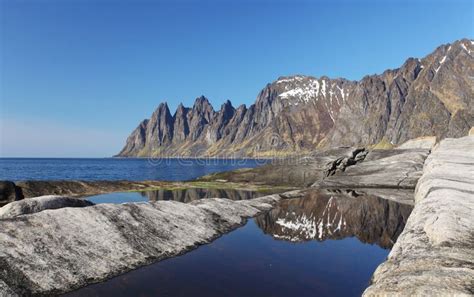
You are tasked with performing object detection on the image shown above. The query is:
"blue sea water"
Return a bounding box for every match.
[0,158,268,181]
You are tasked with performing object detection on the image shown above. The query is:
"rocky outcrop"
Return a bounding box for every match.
[363,136,474,296]
[197,147,366,187]
[255,189,413,248]
[117,39,473,157]
[314,148,431,189]
[395,136,436,150]
[0,194,281,296]
[0,195,93,219]
[0,181,23,206]
[197,141,432,189]
[323,148,367,177]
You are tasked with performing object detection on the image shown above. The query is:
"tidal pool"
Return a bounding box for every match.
[68,189,413,297]
[85,188,270,204]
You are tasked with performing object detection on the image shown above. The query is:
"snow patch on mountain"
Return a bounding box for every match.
[277,77,346,111]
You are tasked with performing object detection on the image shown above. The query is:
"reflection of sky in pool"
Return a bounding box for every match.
[85,192,149,204]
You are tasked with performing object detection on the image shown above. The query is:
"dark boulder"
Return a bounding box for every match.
[0,181,24,206]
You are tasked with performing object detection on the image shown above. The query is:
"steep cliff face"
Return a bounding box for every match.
[117,39,473,157]
[326,39,474,147]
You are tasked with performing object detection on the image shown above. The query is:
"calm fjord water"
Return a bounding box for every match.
[0,158,267,181]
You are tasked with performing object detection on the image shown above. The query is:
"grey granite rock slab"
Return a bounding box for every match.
[0,195,280,296]
[363,136,474,296]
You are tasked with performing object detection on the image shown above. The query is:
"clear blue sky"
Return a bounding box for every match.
[1,0,473,157]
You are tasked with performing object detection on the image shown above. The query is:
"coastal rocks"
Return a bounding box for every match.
[0,181,23,206]
[197,147,366,187]
[363,136,474,296]
[395,136,437,150]
[0,195,94,219]
[0,194,281,296]
[314,148,430,189]
[323,148,367,177]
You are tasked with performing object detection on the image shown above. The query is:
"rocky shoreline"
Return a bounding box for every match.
[363,136,474,296]
[0,195,281,296]
[0,180,288,205]
[0,136,472,295]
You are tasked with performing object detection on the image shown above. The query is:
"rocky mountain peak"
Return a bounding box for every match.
[218,100,235,117]
[191,96,214,121]
[117,38,473,157]
[176,102,187,112]
[173,103,190,143]
[154,102,172,118]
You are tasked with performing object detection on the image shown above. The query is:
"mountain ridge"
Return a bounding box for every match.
[117,38,474,157]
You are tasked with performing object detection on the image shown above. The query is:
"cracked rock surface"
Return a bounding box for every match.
[313,148,430,189]
[363,136,474,296]
[0,194,280,296]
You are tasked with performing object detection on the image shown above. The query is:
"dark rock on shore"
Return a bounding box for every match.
[323,148,367,177]
[0,181,23,206]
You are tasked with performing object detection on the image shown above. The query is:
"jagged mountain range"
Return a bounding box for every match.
[117,38,474,157]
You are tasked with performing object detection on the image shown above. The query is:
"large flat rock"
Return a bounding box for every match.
[197,147,366,187]
[0,195,280,296]
[314,148,430,189]
[363,136,474,296]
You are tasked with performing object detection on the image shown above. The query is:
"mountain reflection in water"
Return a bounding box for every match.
[145,188,268,202]
[67,188,413,297]
[87,187,412,250]
[85,188,272,204]
[256,189,413,249]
